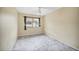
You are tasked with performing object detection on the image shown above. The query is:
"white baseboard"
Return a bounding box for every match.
[45,32,79,51]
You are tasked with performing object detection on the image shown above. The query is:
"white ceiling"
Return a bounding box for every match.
[16,7,60,16]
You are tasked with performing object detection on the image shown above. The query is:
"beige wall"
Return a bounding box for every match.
[45,7,79,50]
[18,13,44,36]
[0,7,17,50]
[0,7,78,50]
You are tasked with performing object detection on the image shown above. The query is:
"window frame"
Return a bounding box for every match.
[24,16,40,30]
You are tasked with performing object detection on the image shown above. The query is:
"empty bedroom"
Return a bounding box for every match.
[0,7,79,51]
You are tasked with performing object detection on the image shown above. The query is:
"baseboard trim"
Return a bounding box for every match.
[18,33,45,39]
[45,32,79,51]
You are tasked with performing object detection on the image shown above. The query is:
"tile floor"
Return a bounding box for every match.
[13,35,77,51]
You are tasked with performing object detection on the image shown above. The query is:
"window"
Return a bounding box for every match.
[26,17,32,28]
[33,18,40,28]
[24,16,40,30]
